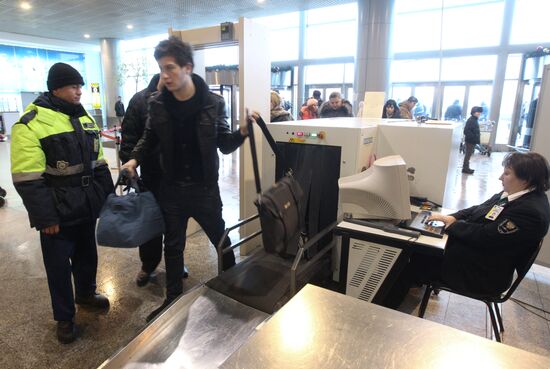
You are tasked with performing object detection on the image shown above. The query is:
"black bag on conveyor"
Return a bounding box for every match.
[248,114,304,257]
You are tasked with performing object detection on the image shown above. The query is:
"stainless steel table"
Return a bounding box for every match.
[98,285,269,369]
[221,284,550,369]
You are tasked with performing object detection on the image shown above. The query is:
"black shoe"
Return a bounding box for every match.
[136,270,157,287]
[182,265,189,279]
[146,299,172,323]
[56,320,77,344]
[462,168,474,174]
[75,293,110,309]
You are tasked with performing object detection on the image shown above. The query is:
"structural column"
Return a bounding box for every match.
[353,0,395,110]
[100,38,121,127]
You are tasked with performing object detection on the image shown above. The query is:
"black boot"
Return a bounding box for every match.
[56,320,77,344]
[146,299,173,322]
[75,292,110,309]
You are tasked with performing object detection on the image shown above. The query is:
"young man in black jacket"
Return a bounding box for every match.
[122,37,248,321]
[120,74,190,287]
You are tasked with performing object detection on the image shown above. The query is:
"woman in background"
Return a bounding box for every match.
[382,99,401,119]
[270,91,293,122]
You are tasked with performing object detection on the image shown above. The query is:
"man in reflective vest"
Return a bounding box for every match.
[11,63,114,344]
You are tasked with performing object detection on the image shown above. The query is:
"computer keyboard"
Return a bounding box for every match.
[402,210,445,238]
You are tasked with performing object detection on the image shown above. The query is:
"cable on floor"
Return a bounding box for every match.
[509,297,550,322]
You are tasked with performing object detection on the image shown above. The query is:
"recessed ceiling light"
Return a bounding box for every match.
[257,0,265,3]
[20,2,32,10]
[127,24,134,30]
[84,34,90,39]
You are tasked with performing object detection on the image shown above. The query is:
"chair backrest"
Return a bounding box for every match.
[498,239,544,302]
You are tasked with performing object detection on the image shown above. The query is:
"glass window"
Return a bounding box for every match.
[495,80,518,145]
[442,86,466,121]
[441,2,504,49]
[392,9,442,52]
[391,59,440,82]
[391,86,412,103]
[304,64,350,85]
[204,46,239,66]
[467,85,492,121]
[254,13,300,61]
[305,3,357,59]
[505,54,522,80]
[510,0,550,45]
[441,56,497,81]
[413,86,434,117]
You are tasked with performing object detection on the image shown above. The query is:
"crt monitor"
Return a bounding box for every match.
[338,155,411,221]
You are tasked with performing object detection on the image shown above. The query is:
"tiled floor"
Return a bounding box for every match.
[0,141,549,369]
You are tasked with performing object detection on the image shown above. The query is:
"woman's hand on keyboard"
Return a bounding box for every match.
[428,213,456,227]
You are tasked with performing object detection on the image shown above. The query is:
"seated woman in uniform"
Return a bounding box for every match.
[384,152,550,308]
[382,99,401,119]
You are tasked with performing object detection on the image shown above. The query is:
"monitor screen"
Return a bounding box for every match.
[338,155,411,221]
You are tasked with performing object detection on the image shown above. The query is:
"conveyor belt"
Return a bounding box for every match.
[98,285,269,369]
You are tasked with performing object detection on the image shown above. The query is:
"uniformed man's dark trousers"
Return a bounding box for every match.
[159,182,235,301]
[40,222,98,321]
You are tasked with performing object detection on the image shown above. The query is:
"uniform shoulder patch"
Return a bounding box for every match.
[18,110,37,125]
[498,219,519,234]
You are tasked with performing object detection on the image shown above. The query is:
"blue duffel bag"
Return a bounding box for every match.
[96,178,164,248]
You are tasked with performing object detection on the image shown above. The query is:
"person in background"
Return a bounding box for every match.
[382,99,401,119]
[444,100,462,121]
[462,106,482,175]
[121,37,248,322]
[319,92,353,118]
[270,90,293,122]
[10,62,114,343]
[313,90,323,107]
[383,152,550,308]
[398,96,418,120]
[114,96,125,125]
[300,98,319,120]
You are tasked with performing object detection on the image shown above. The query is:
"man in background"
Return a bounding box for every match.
[114,95,125,125]
[398,96,418,119]
[319,91,353,118]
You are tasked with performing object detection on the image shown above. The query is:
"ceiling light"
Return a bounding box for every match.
[84,34,90,39]
[127,24,134,30]
[20,2,32,10]
[257,0,265,3]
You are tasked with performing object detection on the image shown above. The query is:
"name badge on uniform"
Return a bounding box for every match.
[485,205,504,220]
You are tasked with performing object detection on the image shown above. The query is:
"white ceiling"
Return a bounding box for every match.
[0,0,353,43]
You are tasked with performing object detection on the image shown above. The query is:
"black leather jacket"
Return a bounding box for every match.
[131,73,245,183]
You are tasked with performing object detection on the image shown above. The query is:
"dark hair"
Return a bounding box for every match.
[154,36,194,67]
[407,96,418,103]
[382,99,400,118]
[313,90,321,98]
[471,106,483,115]
[329,91,342,100]
[502,152,550,193]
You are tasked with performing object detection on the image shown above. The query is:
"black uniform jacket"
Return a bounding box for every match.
[442,190,550,295]
[131,74,245,183]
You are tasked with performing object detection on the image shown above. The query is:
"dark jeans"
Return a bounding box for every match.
[40,222,98,321]
[159,181,235,300]
[138,176,162,273]
[463,142,475,170]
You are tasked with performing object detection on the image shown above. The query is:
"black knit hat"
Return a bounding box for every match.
[47,62,85,91]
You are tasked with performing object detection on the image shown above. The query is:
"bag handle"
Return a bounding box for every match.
[247,113,263,196]
[117,169,140,193]
[253,114,293,177]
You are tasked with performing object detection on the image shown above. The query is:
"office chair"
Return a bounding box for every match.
[418,240,544,342]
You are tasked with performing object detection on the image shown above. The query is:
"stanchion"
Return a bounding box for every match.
[100,127,123,195]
